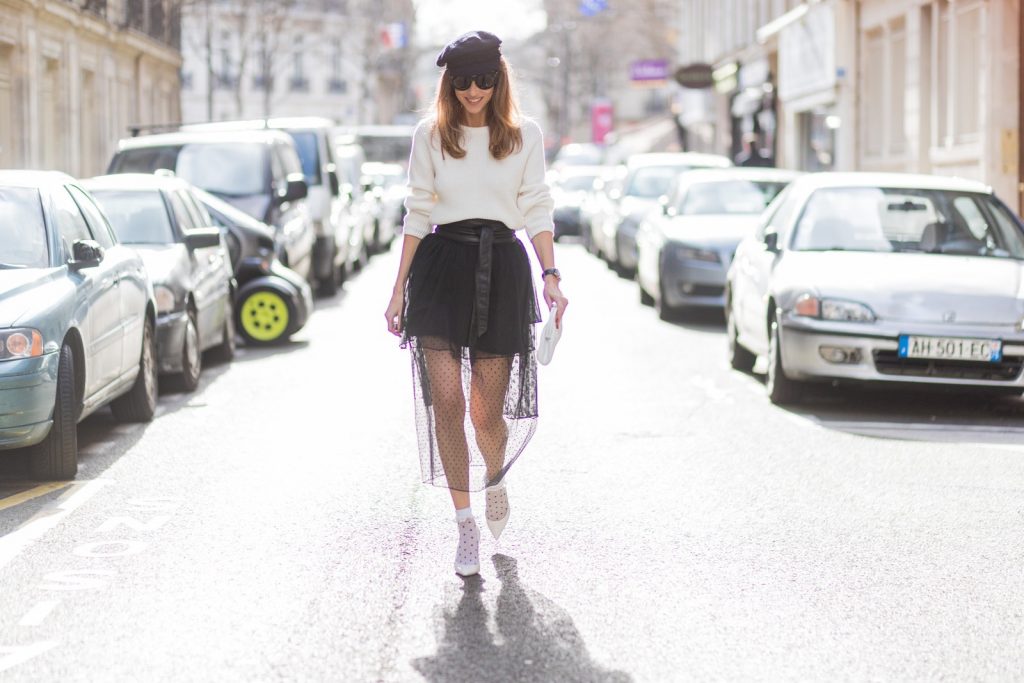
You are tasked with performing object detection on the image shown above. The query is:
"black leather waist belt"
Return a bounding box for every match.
[435,219,515,340]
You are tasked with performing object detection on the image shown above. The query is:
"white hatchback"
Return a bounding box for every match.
[726,172,1024,404]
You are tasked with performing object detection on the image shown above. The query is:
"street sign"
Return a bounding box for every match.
[630,59,669,82]
[579,0,608,16]
[591,99,613,143]
[674,63,714,89]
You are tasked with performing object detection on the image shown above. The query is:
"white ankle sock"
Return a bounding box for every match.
[455,506,473,521]
[486,479,506,491]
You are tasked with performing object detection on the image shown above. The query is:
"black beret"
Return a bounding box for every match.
[436,30,502,77]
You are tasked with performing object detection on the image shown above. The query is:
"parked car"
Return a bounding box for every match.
[193,188,314,346]
[84,174,235,392]
[361,161,407,250]
[636,168,801,320]
[333,142,376,265]
[549,165,604,241]
[592,152,732,273]
[579,165,627,255]
[726,172,1024,404]
[0,171,157,480]
[107,129,316,285]
[183,118,352,296]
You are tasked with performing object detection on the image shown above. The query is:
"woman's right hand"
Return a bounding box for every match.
[385,288,404,337]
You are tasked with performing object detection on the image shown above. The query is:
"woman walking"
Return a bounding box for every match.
[384,30,567,577]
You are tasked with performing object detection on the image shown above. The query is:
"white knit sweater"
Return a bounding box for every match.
[401,119,555,240]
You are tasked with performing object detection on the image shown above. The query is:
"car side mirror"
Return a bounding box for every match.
[763,230,779,252]
[184,227,222,250]
[328,169,341,197]
[278,174,308,204]
[69,239,104,270]
[659,195,676,217]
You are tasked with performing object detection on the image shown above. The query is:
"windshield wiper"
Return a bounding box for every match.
[0,262,28,269]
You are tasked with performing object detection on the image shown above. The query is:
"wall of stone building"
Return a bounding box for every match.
[858,0,1019,203]
[0,0,181,178]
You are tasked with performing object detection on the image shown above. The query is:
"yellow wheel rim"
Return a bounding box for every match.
[240,291,290,342]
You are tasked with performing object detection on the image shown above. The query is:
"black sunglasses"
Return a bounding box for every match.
[451,71,499,91]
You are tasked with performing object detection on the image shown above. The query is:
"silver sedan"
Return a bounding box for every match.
[726,172,1024,404]
[636,168,800,320]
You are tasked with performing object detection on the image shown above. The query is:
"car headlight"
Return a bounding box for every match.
[793,294,876,322]
[672,244,720,263]
[154,285,177,314]
[0,328,44,361]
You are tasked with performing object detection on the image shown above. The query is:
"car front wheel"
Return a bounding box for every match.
[767,316,801,405]
[727,304,756,372]
[29,343,77,480]
[172,308,202,393]
[111,316,158,422]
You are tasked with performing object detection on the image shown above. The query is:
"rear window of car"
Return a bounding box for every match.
[176,143,268,196]
[678,180,768,215]
[287,131,322,186]
[626,166,683,198]
[110,146,182,174]
[0,187,48,268]
[90,190,176,245]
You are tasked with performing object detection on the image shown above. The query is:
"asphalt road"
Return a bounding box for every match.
[1,239,1023,681]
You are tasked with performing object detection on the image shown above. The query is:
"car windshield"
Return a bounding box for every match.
[678,180,770,215]
[626,166,684,198]
[91,190,175,244]
[792,187,1024,258]
[288,131,321,186]
[559,175,598,192]
[0,187,48,268]
[175,143,268,196]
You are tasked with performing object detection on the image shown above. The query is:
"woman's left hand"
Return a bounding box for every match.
[543,279,568,329]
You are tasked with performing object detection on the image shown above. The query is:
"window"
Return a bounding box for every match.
[166,191,196,232]
[290,35,309,92]
[0,187,48,268]
[67,186,116,248]
[860,18,906,162]
[90,190,175,245]
[53,187,94,257]
[953,4,981,141]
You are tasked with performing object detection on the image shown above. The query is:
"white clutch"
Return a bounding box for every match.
[536,303,562,365]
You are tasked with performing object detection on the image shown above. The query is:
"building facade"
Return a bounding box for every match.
[179,0,415,126]
[0,0,182,177]
[676,0,1021,209]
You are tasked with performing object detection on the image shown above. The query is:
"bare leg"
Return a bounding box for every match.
[469,354,512,484]
[423,344,471,509]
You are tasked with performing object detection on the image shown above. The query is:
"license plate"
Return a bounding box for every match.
[898,335,1002,362]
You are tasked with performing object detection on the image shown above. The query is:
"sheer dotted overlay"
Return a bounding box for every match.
[402,228,540,492]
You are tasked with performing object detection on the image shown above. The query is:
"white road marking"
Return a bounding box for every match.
[0,480,111,572]
[72,541,149,558]
[0,642,58,673]
[18,600,61,627]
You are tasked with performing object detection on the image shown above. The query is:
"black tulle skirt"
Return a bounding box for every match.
[401,221,540,492]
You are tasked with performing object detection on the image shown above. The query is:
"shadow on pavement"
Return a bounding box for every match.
[412,553,631,683]
[785,382,1024,445]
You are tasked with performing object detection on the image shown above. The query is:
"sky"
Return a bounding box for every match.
[411,0,548,46]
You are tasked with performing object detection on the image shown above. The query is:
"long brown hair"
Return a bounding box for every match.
[432,57,523,160]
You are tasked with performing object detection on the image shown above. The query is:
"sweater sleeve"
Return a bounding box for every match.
[517,122,554,239]
[402,121,436,239]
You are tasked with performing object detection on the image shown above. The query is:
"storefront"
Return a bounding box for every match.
[729,57,777,167]
[775,0,855,172]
